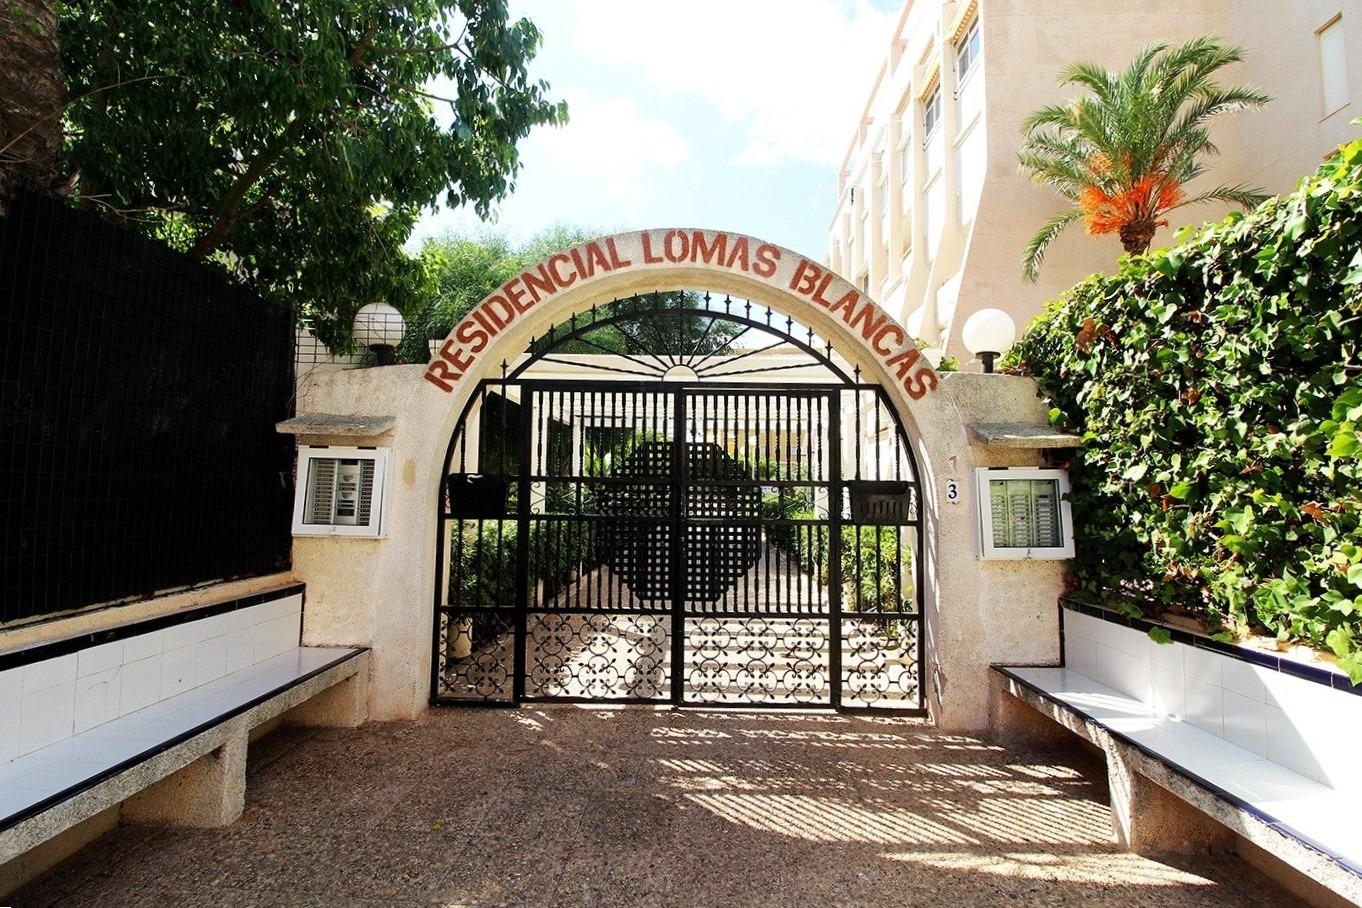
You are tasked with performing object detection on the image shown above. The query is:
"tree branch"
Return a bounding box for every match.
[187,19,385,259]
[0,74,174,159]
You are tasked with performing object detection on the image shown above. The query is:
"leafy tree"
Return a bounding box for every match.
[0,0,62,206]
[1019,36,1269,281]
[399,225,592,361]
[59,0,565,342]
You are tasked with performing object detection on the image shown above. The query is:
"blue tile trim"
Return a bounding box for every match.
[1059,597,1360,697]
[992,664,1362,882]
[0,583,307,673]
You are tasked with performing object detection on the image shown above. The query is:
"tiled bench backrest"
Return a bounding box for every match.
[1063,609,1362,792]
[0,592,303,762]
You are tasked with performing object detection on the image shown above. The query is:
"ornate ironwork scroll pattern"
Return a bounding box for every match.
[685,617,829,704]
[840,617,921,708]
[526,613,670,699]
[438,609,515,702]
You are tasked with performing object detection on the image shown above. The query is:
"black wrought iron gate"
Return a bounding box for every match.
[433,378,924,713]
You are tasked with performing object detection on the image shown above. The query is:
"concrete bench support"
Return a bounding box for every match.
[991,665,1362,908]
[123,732,249,828]
[1104,745,1234,855]
[284,668,368,728]
[987,671,1078,750]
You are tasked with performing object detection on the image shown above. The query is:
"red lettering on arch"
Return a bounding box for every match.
[872,323,906,356]
[664,229,689,262]
[605,237,632,269]
[586,241,611,274]
[642,232,664,264]
[789,259,822,296]
[885,347,921,380]
[849,302,887,343]
[828,289,859,325]
[547,254,576,289]
[753,244,780,278]
[725,237,750,271]
[424,360,458,392]
[521,265,555,303]
[692,231,727,265]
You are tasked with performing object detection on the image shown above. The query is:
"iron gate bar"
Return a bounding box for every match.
[511,303,855,384]
[434,372,925,713]
[828,397,843,710]
[669,389,685,704]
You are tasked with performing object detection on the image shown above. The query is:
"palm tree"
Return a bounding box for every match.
[0,0,62,208]
[1019,36,1270,281]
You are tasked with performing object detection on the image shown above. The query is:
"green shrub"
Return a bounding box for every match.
[1005,137,1362,682]
[450,518,596,607]
[764,504,913,613]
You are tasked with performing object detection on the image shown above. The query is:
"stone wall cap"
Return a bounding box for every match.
[276,413,397,437]
[968,423,1079,449]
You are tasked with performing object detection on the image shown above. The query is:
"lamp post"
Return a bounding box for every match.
[353,302,405,366]
[961,308,1017,374]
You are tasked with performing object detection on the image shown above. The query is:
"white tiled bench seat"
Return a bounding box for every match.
[992,665,1362,907]
[0,585,368,879]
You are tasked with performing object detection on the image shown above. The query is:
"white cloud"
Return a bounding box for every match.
[570,0,896,166]
[534,92,690,200]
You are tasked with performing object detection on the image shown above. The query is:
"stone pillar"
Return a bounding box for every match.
[284,669,369,728]
[122,733,248,828]
[1104,746,1234,855]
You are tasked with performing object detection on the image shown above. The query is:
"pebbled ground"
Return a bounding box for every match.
[12,706,1307,907]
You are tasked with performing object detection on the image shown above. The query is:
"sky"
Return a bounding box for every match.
[410,0,904,260]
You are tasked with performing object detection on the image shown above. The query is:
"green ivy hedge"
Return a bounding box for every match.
[1005,138,1362,683]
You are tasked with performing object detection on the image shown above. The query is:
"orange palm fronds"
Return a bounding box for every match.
[1079,170,1184,236]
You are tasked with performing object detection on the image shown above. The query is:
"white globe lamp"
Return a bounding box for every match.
[353,302,405,364]
[961,308,1017,374]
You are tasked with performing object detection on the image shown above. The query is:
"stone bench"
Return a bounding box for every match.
[0,585,367,893]
[992,614,1362,908]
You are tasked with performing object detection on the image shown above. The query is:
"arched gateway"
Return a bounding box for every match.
[425,229,941,712]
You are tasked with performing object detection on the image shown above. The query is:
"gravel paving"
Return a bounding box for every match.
[12,707,1306,907]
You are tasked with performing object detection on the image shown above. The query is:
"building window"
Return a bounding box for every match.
[956,18,981,85]
[1320,15,1349,115]
[923,86,942,141]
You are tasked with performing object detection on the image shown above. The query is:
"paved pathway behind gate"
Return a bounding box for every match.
[13,708,1306,907]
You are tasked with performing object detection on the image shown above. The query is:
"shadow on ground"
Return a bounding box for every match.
[13,708,1306,907]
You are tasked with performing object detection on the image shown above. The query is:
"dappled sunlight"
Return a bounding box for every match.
[685,792,983,846]
[882,850,1219,886]
[19,706,1299,907]
[933,796,1110,846]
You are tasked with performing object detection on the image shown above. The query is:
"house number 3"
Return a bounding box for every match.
[945,478,961,504]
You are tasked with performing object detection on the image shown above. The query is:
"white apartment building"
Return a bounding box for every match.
[828,0,1360,363]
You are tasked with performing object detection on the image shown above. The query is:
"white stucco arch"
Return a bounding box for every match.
[420,229,949,460]
[292,228,1065,732]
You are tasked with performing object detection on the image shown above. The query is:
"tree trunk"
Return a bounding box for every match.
[1119,220,1156,256]
[0,0,62,210]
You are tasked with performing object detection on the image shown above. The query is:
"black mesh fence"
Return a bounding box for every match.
[0,193,294,624]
